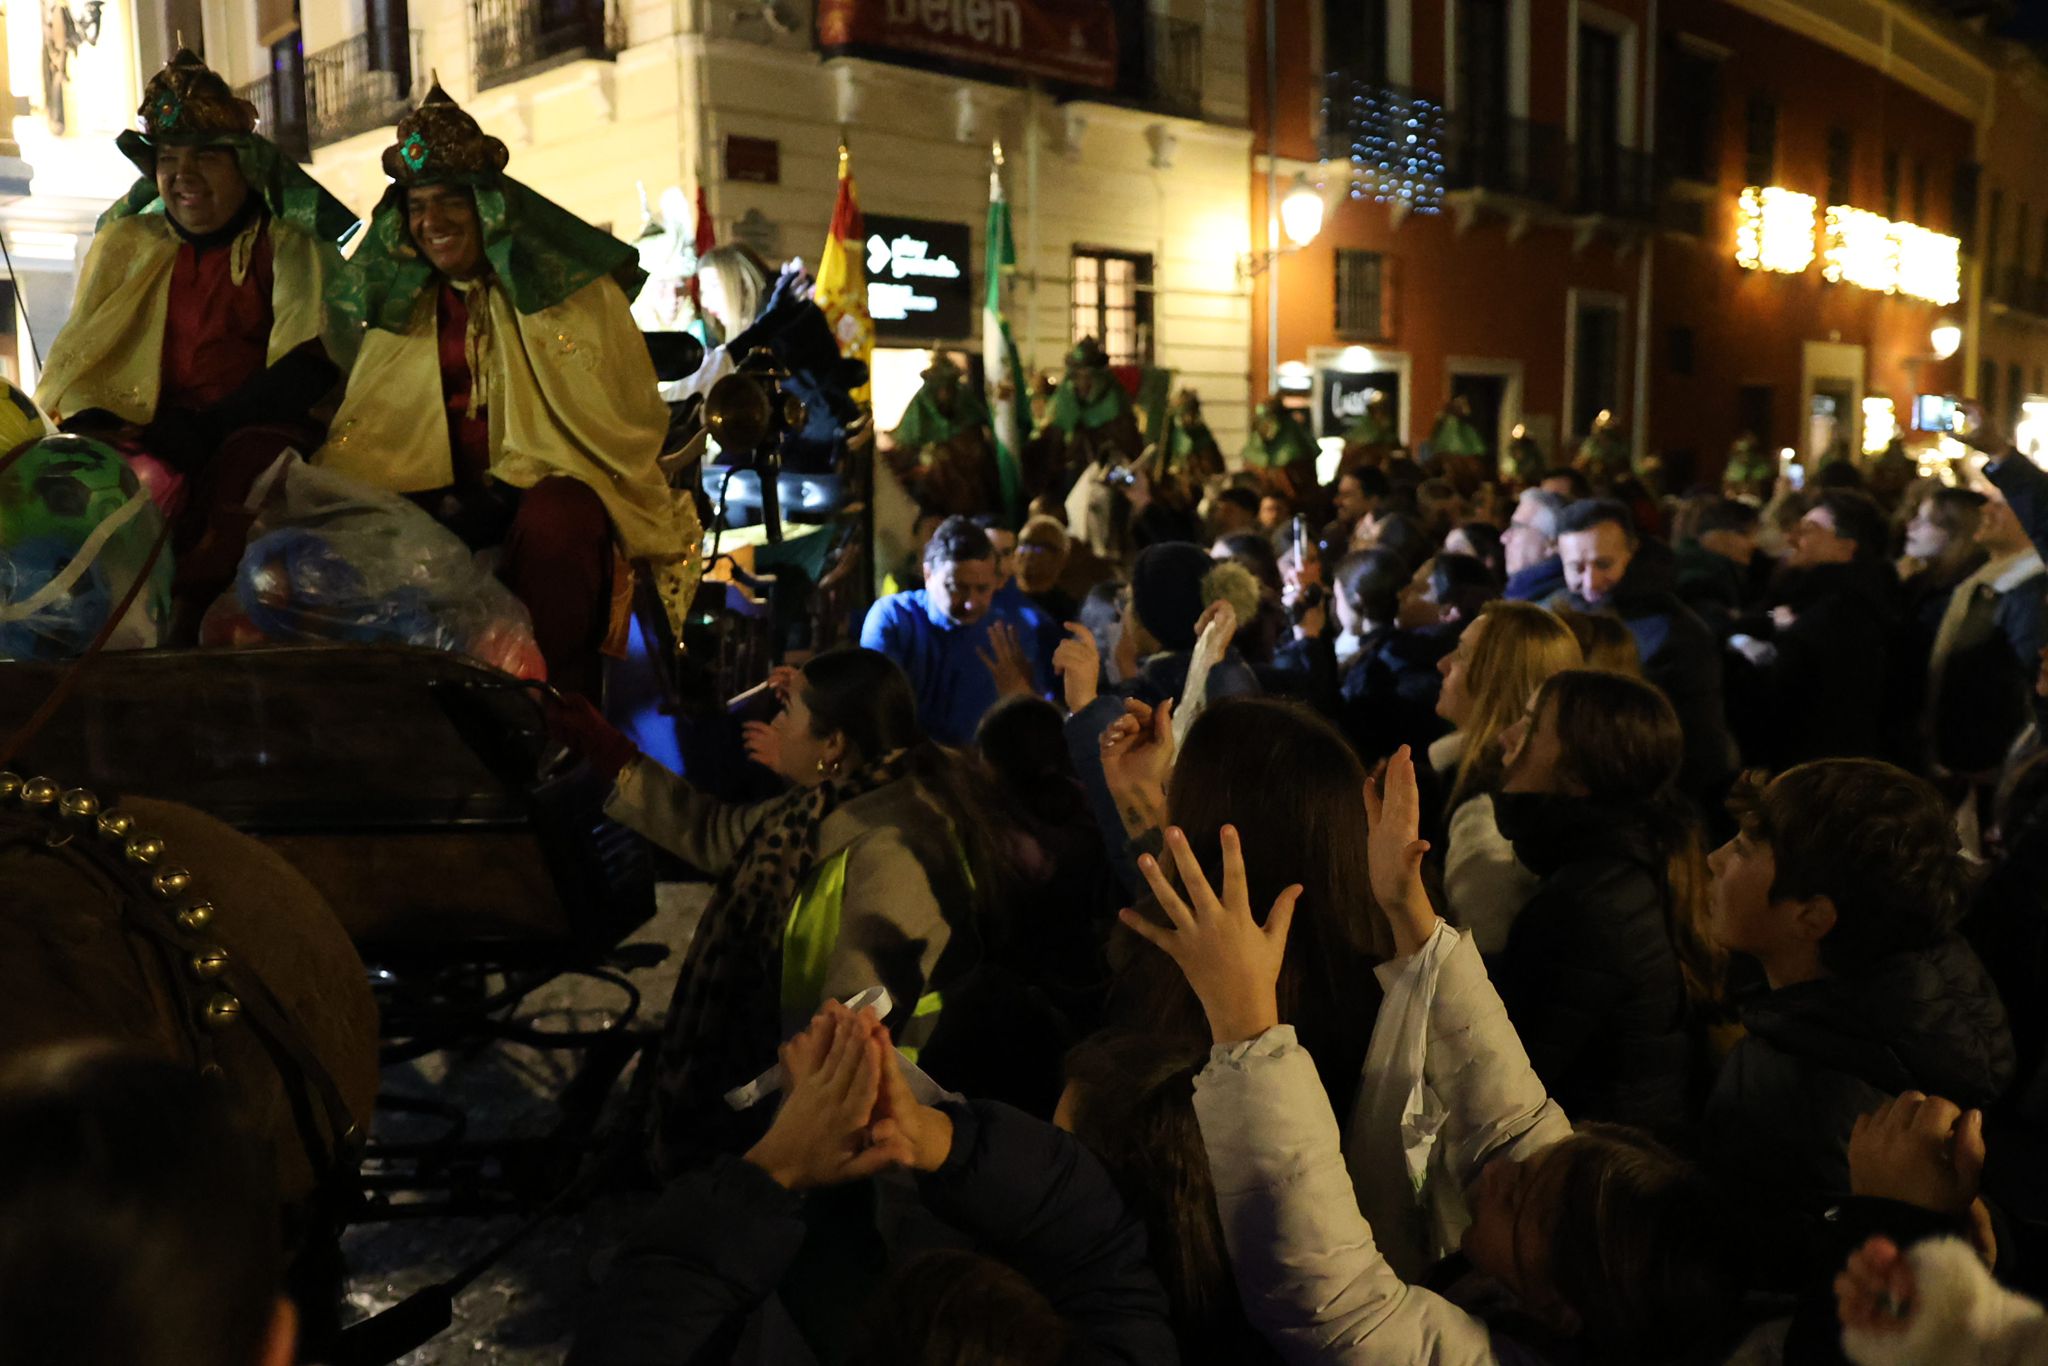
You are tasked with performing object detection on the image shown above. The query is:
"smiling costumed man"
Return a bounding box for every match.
[315,84,702,698]
[35,48,357,636]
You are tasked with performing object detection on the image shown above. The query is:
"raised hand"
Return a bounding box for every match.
[1364,744,1437,956]
[864,1011,955,1173]
[1053,621,1101,713]
[1193,597,1240,652]
[978,621,1037,699]
[1101,697,1173,837]
[1849,1091,1986,1217]
[744,1007,904,1190]
[1119,824,1300,1045]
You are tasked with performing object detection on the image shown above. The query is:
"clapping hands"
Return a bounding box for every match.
[741,1001,954,1191]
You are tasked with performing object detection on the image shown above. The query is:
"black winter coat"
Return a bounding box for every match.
[1491,793,1697,1137]
[1562,540,1736,803]
[567,1100,1177,1366]
[1702,935,2014,1211]
[1741,558,1901,766]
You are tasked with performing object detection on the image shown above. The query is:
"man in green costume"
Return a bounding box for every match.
[1427,394,1490,492]
[1340,390,1397,468]
[1241,393,1320,505]
[883,353,998,516]
[1166,388,1224,485]
[314,83,699,698]
[1022,337,1141,504]
[37,47,358,634]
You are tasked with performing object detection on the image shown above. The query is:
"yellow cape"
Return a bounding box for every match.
[314,274,703,638]
[35,214,347,424]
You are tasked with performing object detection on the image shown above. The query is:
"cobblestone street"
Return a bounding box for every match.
[339,885,704,1364]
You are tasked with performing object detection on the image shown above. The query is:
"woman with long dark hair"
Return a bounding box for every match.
[573,646,1008,1168]
[1488,668,1721,1135]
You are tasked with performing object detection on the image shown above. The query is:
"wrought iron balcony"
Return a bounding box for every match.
[235,70,310,164]
[1568,141,1657,221]
[307,30,426,149]
[1146,17,1203,119]
[471,0,624,92]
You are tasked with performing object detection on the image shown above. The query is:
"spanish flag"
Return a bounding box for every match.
[815,142,873,403]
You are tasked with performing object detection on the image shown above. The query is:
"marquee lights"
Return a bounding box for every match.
[1742,185,1962,305]
[1736,186,1818,274]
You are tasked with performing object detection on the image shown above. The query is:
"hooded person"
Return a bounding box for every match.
[36,48,359,635]
[1240,393,1320,506]
[1022,337,1141,506]
[1166,388,1225,486]
[313,83,701,698]
[885,352,998,516]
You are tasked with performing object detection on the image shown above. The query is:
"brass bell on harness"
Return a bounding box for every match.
[152,868,193,900]
[20,777,58,809]
[200,992,241,1030]
[0,772,22,801]
[124,835,165,866]
[189,947,229,981]
[58,788,100,821]
[177,901,214,933]
[97,809,135,840]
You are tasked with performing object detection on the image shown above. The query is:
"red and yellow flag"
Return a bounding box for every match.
[814,142,872,402]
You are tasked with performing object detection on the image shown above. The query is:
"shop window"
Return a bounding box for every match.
[1335,249,1388,340]
[1743,94,1775,186]
[1070,248,1153,367]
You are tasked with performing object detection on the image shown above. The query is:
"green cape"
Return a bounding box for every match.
[892,382,990,448]
[340,175,648,334]
[1430,414,1488,458]
[1048,373,1132,436]
[1170,417,1221,466]
[1242,409,1317,469]
[106,130,359,243]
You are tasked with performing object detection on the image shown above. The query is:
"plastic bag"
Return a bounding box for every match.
[0,433,172,659]
[206,454,547,680]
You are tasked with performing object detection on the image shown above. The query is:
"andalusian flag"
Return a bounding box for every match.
[984,144,1027,524]
[815,142,873,403]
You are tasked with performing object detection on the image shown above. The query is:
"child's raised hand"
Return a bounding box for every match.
[1363,744,1437,955]
[1120,824,1299,1045]
[1834,1236,1915,1335]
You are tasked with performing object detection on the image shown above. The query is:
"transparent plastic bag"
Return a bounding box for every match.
[218,455,547,680]
[0,434,172,660]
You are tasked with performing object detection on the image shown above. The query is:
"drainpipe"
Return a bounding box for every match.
[1264,0,1280,393]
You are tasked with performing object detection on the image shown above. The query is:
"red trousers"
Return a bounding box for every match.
[498,476,612,700]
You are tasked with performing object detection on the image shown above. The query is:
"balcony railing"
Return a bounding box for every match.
[235,71,310,164]
[1146,17,1203,119]
[472,0,624,92]
[1993,265,2048,318]
[1443,109,1562,204]
[307,30,426,149]
[1569,141,1656,220]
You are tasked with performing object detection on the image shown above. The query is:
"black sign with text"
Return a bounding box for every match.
[865,213,974,341]
[1317,369,1403,439]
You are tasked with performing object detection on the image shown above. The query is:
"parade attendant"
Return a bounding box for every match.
[1165,388,1225,485]
[315,83,700,698]
[1240,394,1320,506]
[36,48,357,636]
[885,353,999,516]
[1339,391,1397,469]
[1426,396,1488,483]
[1022,338,1142,505]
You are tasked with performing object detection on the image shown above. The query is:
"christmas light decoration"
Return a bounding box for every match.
[1822,204,1897,292]
[1861,396,1897,456]
[1735,186,1817,274]
[1894,223,1962,306]
[1323,79,1445,214]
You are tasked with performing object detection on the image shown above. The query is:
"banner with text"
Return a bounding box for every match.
[818,0,1118,89]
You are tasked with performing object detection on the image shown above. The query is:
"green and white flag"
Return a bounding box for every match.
[984,149,1027,525]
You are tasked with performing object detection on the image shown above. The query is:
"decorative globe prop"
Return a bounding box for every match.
[0,434,172,659]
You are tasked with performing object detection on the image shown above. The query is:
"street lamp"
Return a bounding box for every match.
[1930,321,1962,361]
[1280,173,1326,249]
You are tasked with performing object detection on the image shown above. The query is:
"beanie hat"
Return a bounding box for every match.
[1130,542,1215,652]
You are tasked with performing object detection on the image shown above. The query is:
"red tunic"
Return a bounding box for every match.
[436,283,492,486]
[160,222,275,413]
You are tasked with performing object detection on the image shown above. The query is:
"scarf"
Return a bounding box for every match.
[646,747,916,1171]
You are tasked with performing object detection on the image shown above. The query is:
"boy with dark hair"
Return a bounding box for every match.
[1675,496,1764,628]
[1703,759,2013,1206]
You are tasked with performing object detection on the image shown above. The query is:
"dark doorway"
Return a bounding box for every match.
[1571,300,1622,440]
[1449,371,1508,463]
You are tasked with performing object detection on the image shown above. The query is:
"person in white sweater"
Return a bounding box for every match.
[1117,745,1741,1365]
[1431,603,1584,953]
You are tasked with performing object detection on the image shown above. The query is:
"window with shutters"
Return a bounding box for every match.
[1335,250,1389,340]
[1070,248,1153,367]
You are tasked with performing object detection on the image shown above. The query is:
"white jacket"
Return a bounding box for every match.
[1441,794,1538,955]
[1192,924,1571,1365]
[1843,1238,2048,1366]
